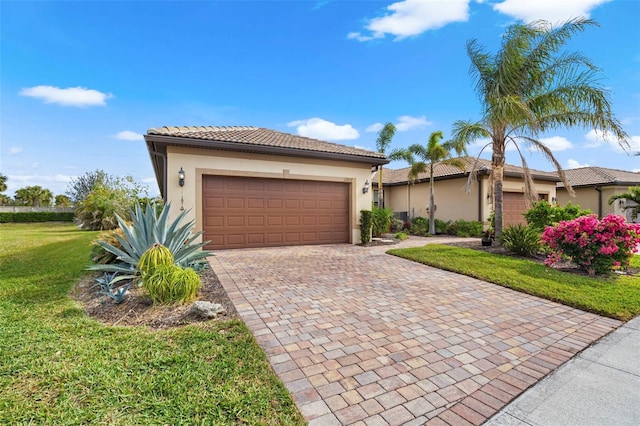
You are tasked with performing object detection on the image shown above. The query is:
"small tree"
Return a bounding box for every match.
[66,169,116,203]
[75,176,148,231]
[608,186,640,221]
[55,194,72,207]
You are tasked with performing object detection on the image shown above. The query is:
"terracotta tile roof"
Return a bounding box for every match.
[147,125,386,160]
[558,167,640,188]
[376,157,559,185]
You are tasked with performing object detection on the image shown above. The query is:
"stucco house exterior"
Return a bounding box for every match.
[375,158,560,227]
[556,166,640,222]
[144,126,388,249]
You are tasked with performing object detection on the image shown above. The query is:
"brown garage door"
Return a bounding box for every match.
[503,192,527,226]
[202,175,350,249]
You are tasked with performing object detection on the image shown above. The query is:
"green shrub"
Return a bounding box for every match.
[394,232,408,241]
[410,217,429,236]
[0,211,74,223]
[501,224,541,257]
[75,184,137,231]
[448,219,483,237]
[360,210,373,244]
[87,202,211,275]
[372,207,393,237]
[434,219,450,234]
[144,264,201,304]
[524,200,591,232]
[391,217,405,232]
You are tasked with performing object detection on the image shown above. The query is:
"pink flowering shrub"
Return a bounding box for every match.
[541,214,640,275]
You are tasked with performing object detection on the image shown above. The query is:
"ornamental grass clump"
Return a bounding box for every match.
[144,264,201,304]
[542,214,640,275]
[138,243,174,278]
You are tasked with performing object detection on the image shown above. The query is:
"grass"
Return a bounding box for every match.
[0,223,304,425]
[388,244,640,322]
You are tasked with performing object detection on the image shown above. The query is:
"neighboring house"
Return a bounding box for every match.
[376,157,560,227]
[144,126,387,249]
[556,167,640,222]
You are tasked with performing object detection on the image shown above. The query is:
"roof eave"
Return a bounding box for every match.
[145,134,389,166]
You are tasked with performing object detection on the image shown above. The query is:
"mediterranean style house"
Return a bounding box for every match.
[144,126,387,249]
[374,158,560,228]
[556,166,640,222]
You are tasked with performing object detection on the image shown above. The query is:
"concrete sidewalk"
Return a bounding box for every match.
[486,316,640,426]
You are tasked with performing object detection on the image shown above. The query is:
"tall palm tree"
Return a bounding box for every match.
[452,18,629,237]
[609,186,640,221]
[375,122,396,208]
[392,131,467,234]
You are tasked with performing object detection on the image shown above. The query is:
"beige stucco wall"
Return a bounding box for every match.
[385,177,483,223]
[557,185,632,219]
[166,146,376,244]
[384,176,557,227]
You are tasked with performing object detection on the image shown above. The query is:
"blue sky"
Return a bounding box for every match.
[1,0,639,198]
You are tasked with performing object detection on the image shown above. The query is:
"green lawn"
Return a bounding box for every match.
[0,223,304,425]
[388,244,640,321]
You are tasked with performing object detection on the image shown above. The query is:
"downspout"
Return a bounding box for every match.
[478,176,483,222]
[594,186,602,218]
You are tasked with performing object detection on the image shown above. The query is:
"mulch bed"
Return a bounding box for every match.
[70,267,239,330]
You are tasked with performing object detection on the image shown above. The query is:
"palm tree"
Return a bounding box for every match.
[375,122,396,208]
[14,186,53,207]
[609,186,640,221]
[452,18,629,237]
[0,173,7,193]
[392,131,467,234]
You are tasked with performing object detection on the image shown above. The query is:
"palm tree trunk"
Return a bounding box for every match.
[429,166,436,235]
[493,155,505,238]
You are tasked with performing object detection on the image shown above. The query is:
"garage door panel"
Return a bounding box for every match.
[226,216,245,227]
[203,175,349,249]
[247,234,265,244]
[285,199,300,209]
[267,199,282,209]
[247,216,264,226]
[204,197,224,208]
[247,198,264,209]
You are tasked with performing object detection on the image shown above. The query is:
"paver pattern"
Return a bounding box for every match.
[209,238,620,425]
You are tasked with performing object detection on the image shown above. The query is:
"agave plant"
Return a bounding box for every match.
[88,202,211,275]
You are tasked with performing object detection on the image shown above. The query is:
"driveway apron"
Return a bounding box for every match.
[209,239,620,425]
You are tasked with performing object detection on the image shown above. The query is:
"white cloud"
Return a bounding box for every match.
[584,129,639,152]
[365,122,384,133]
[349,0,470,41]
[493,0,611,23]
[287,118,359,140]
[115,130,143,141]
[9,146,23,155]
[141,177,157,184]
[19,85,113,107]
[395,115,431,131]
[538,136,573,151]
[629,136,640,152]
[566,159,590,169]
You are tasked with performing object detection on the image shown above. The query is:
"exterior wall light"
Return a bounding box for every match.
[363,180,370,194]
[178,167,185,187]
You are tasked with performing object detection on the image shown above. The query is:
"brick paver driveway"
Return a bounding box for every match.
[209,238,620,425]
